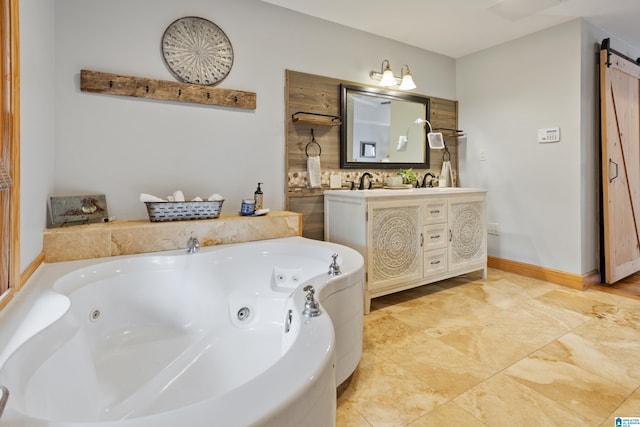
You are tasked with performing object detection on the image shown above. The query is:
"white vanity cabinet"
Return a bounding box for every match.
[324,188,487,313]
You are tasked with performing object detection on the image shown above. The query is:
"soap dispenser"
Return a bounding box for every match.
[254,182,263,210]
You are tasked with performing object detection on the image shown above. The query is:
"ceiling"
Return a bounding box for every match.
[259,0,640,58]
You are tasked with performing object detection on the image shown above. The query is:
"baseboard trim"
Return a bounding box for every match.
[487,256,601,290]
[20,251,45,289]
[0,252,44,311]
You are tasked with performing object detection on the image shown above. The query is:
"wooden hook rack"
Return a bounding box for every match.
[80,70,257,110]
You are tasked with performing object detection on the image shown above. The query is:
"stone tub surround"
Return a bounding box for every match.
[43,211,302,263]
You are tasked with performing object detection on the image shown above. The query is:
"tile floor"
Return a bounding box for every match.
[336,268,640,426]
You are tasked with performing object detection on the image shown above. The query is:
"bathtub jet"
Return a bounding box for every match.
[0,236,364,427]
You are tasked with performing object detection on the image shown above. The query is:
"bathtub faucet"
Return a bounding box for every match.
[302,285,321,317]
[187,236,200,254]
[328,253,341,276]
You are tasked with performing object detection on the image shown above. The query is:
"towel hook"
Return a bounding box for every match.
[305,129,322,157]
[442,143,451,162]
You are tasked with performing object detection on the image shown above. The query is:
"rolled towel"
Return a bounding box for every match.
[208,193,224,201]
[173,190,185,202]
[192,196,203,202]
[140,193,166,203]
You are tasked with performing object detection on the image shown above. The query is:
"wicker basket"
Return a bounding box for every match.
[145,200,224,222]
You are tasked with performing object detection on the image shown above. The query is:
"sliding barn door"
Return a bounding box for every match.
[600,48,640,284]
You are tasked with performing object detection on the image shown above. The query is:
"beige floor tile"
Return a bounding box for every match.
[436,321,541,372]
[533,288,618,319]
[390,336,497,398]
[573,308,640,345]
[406,401,485,426]
[516,291,593,331]
[583,286,638,307]
[391,290,502,337]
[341,270,638,427]
[477,301,576,356]
[537,332,640,390]
[336,401,373,427]
[444,278,534,310]
[454,373,594,426]
[504,353,630,422]
[338,355,448,427]
[600,389,640,426]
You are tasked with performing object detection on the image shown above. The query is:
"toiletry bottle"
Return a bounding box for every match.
[254,182,263,211]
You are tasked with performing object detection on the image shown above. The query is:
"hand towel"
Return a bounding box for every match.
[440,161,454,187]
[307,155,322,188]
[173,190,185,202]
[140,193,166,202]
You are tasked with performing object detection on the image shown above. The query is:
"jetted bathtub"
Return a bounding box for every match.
[0,236,364,426]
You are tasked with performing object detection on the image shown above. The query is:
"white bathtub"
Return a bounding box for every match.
[0,236,364,426]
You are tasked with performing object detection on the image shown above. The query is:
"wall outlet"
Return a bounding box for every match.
[479,150,487,161]
[487,222,500,235]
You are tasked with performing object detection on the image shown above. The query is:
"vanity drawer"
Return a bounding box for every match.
[424,200,447,224]
[423,224,447,251]
[424,249,447,278]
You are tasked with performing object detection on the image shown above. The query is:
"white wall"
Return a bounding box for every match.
[457,20,585,274]
[52,0,455,221]
[457,18,640,276]
[17,0,455,272]
[19,0,56,271]
[23,1,635,278]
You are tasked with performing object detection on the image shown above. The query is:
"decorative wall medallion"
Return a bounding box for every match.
[161,16,234,86]
[371,206,420,282]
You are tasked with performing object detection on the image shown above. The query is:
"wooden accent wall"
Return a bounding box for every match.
[285,70,460,240]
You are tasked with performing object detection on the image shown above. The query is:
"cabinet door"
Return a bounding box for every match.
[368,201,423,290]
[448,195,487,272]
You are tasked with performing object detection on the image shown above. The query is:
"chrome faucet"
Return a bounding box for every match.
[187,236,200,254]
[302,285,321,317]
[358,172,373,190]
[421,172,436,188]
[328,253,341,276]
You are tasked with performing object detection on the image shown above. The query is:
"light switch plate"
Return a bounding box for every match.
[538,127,560,143]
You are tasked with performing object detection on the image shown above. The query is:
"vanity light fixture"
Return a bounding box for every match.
[370,60,417,90]
[378,60,397,87]
[399,65,416,90]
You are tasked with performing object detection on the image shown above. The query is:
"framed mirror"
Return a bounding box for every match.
[340,84,430,169]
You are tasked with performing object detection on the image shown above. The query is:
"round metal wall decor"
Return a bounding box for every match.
[161,16,234,86]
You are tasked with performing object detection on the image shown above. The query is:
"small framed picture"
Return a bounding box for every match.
[49,194,108,227]
[360,141,376,158]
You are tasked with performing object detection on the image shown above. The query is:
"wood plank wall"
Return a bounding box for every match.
[285,70,460,240]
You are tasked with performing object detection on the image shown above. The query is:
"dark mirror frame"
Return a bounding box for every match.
[340,83,431,169]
